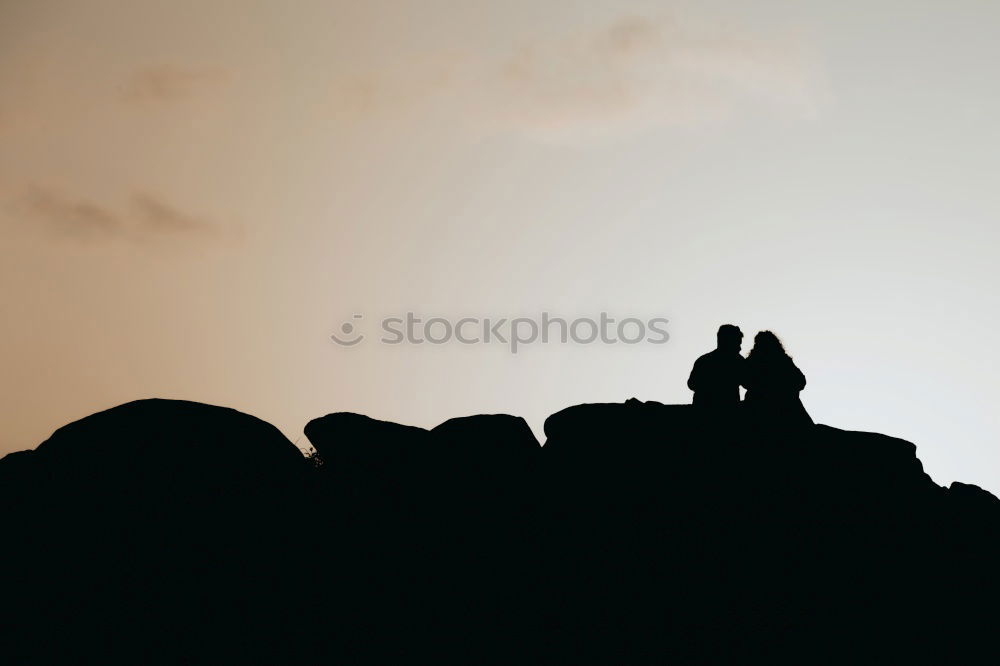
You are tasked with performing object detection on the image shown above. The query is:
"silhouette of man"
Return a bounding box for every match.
[687,324,746,407]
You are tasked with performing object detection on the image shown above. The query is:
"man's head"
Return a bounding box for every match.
[716,324,743,353]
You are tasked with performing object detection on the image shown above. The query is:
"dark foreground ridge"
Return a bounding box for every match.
[2,399,999,663]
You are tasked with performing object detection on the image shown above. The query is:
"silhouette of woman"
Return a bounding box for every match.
[744,331,813,430]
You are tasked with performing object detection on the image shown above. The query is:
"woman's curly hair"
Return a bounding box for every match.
[747,330,790,360]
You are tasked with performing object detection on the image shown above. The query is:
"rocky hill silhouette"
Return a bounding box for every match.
[2,398,999,663]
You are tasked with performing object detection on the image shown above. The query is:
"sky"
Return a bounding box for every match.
[2,0,1000,494]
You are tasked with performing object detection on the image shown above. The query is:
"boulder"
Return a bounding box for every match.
[432,413,540,453]
[304,411,431,471]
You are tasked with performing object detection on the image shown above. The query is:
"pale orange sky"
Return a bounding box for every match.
[3,0,1000,494]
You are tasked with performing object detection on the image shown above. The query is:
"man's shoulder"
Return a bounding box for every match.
[699,349,743,360]
[693,351,715,364]
[706,350,746,365]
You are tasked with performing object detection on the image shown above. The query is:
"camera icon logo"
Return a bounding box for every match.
[330,314,365,347]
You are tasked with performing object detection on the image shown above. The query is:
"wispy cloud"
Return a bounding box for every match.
[329,14,827,142]
[18,188,124,240]
[122,65,228,103]
[10,186,228,245]
[132,193,215,235]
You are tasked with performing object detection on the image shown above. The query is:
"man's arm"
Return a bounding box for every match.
[687,356,704,392]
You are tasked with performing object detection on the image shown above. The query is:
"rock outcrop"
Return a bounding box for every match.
[2,398,998,663]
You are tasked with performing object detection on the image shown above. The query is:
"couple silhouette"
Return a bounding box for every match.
[687,324,813,429]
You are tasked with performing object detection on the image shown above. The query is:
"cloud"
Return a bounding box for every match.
[122,65,228,103]
[328,14,827,142]
[132,193,215,235]
[10,186,227,244]
[17,188,124,240]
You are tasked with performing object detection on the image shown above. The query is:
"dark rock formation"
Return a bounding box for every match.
[432,413,540,451]
[2,398,999,664]
[1,400,311,664]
